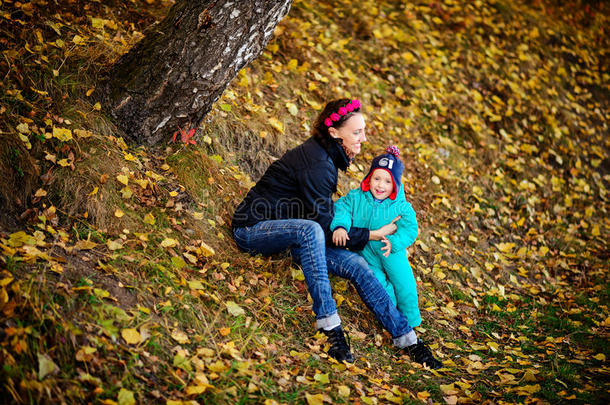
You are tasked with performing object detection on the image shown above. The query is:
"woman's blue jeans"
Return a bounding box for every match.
[233,219,413,341]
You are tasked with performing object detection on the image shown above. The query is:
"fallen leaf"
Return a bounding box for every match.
[305,393,324,405]
[161,238,178,248]
[121,328,142,345]
[171,329,190,344]
[38,353,58,380]
[117,388,135,405]
[226,301,245,317]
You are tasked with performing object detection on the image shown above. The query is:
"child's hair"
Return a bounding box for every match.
[312,98,361,148]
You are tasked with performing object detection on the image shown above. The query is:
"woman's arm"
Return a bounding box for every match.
[369,216,400,240]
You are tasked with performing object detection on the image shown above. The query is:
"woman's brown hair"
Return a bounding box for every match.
[311,98,361,149]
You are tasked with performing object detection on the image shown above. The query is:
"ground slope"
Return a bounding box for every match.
[0,0,609,403]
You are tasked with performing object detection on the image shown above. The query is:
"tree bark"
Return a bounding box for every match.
[98,0,292,145]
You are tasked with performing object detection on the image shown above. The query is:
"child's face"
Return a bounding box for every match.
[369,169,393,200]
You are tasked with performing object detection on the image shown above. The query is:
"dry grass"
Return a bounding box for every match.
[0,133,40,222]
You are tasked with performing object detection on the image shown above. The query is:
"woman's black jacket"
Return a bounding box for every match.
[232,136,369,250]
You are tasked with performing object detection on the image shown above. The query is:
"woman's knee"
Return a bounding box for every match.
[346,255,376,280]
[298,220,325,244]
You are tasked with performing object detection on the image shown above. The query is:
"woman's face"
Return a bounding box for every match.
[329,113,366,155]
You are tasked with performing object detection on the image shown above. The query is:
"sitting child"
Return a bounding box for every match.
[331,146,422,328]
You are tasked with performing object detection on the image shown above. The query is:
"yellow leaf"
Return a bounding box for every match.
[123,152,137,162]
[440,384,458,395]
[74,240,97,250]
[198,242,215,257]
[197,348,215,357]
[38,353,58,380]
[287,59,298,70]
[184,253,198,264]
[226,301,245,317]
[114,208,124,218]
[171,329,190,344]
[495,242,515,253]
[34,188,47,197]
[314,373,329,384]
[268,117,284,134]
[16,122,30,133]
[487,341,499,352]
[161,238,178,248]
[591,225,600,237]
[186,384,209,395]
[88,186,99,197]
[93,102,102,111]
[417,391,431,400]
[188,280,204,290]
[106,239,123,251]
[117,388,135,405]
[86,88,95,97]
[514,384,541,395]
[337,385,350,397]
[291,268,305,281]
[492,303,502,312]
[143,213,156,225]
[121,328,142,345]
[305,393,324,405]
[116,174,129,185]
[402,51,415,63]
[134,179,148,189]
[121,186,133,199]
[594,353,606,361]
[521,369,538,382]
[53,127,73,142]
[286,102,298,116]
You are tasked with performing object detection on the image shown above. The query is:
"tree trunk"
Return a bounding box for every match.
[98,0,292,145]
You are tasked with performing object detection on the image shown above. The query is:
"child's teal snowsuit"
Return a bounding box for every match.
[330,186,421,327]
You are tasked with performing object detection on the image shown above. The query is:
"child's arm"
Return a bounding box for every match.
[385,202,418,253]
[330,191,355,233]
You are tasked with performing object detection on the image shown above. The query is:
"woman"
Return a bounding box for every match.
[232,99,441,368]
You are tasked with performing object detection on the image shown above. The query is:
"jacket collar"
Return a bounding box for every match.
[313,137,350,171]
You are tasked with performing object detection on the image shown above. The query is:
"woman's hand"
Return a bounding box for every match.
[381,237,392,257]
[332,228,350,246]
[370,216,401,240]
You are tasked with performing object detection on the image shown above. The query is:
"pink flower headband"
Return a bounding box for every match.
[324,99,361,127]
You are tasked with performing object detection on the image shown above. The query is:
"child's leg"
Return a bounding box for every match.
[361,245,398,307]
[381,251,422,327]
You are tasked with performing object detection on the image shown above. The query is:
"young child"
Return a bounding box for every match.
[331,146,422,328]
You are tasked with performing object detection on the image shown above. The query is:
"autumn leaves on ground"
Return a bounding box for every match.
[1,0,608,403]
